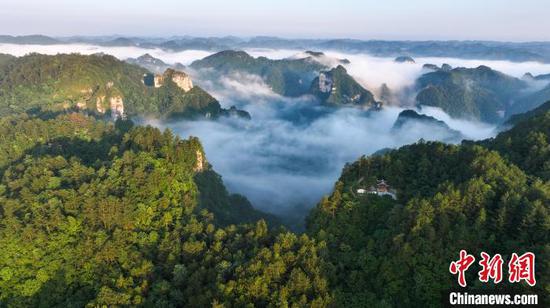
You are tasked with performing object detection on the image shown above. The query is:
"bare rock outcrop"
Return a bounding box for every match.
[146,69,194,92]
[110,96,125,120]
[170,70,193,92]
[194,150,205,172]
[154,75,164,88]
[318,72,334,93]
[96,96,106,113]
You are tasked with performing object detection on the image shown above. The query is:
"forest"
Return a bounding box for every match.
[0,54,548,307]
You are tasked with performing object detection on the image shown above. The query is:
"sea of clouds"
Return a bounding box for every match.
[2,43,549,217]
[147,71,497,216]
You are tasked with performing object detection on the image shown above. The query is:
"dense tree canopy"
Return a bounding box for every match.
[0,53,239,119]
[1,52,549,307]
[0,112,329,306]
[306,104,550,306]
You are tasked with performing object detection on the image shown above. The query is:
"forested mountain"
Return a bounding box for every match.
[482,101,550,181]
[0,111,328,306]
[190,50,327,97]
[392,109,463,142]
[1,99,548,306]
[306,102,550,306]
[0,53,248,120]
[16,35,550,63]
[309,65,378,108]
[0,48,549,307]
[191,51,379,107]
[509,81,550,117]
[394,56,415,63]
[126,53,177,74]
[0,53,15,69]
[415,65,528,123]
[0,35,60,45]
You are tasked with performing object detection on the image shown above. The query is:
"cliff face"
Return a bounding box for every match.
[310,65,378,108]
[171,71,194,92]
[194,150,206,172]
[110,96,125,120]
[318,72,334,93]
[96,96,106,113]
[154,75,163,88]
[151,69,194,92]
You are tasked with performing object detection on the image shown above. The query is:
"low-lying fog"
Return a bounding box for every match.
[146,91,495,216]
[2,43,541,217]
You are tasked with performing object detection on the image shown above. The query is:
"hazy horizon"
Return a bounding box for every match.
[2,0,550,42]
[6,34,550,44]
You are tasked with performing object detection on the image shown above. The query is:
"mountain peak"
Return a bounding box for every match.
[392,109,463,141]
[311,65,377,107]
[394,56,415,63]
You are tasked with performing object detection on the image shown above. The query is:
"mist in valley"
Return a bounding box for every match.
[4,42,546,217]
[145,71,498,216]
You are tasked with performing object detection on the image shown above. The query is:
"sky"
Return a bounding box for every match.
[1,0,549,41]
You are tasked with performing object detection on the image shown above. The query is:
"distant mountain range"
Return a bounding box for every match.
[3,34,550,63]
[3,37,550,123]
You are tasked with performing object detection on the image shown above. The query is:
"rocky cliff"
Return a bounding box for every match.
[150,69,194,91]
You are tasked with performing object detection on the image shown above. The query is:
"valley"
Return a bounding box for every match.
[0,35,549,306]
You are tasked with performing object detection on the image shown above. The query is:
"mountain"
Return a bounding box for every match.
[392,109,463,141]
[126,53,176,73]
[0,53,248,120]
[0,112,331,307]
[306,105,550,307]
[483,100,550,180]
[0,53,15,68]
[378,83,395,104]
[0,34,60,45]
[1,60,549,307]
[160,36,240,51]
[504,100,550,127]
[303,50,351,65]
[415,65,528,123]
[100,37,136,47]
[309,65,379,108]
[508,81,550,117]
[394,56,415,63]
[190,50,326,97]
[422,63,439,71]
[23,36,550,63]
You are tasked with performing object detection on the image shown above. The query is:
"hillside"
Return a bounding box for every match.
[415,65,528,123]
[0,53,248,120]
[309,65,379,108]
[0,34,60,45]
[190,50,326,97]
[0,53,15,68]
[306,104,550,306]
[509,83,550,117]
[483,100,550,180]
[392,109,463,141]
[0,111,330,307]
[1,48,549,307]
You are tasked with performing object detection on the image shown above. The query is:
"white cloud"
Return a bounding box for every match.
[4,44,534,215]
[145,74,497,214]
[0,43,213,65]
